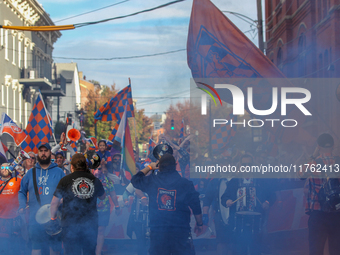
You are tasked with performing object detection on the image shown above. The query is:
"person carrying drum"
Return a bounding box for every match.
[221,154,276,255]
[131,153,203,255]
[297,133,340,255]
[0,163,24,254]
[18,142,65,255]
[203,176,233,255]
[50,153,106,255]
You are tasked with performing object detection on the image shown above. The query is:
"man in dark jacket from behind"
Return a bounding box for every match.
[131,154,203,255]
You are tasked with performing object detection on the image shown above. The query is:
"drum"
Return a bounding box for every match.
[218,179,230,225]
[235,212,261,234]
[235,179,262,234]
[35,204,62,236]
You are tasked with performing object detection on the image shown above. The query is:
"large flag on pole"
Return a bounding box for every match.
[114,103,136,178]
[21,94,53,153]
[94,85,134,123]
[187,0,285,79]
[187,0,314,151]
[0,113,27,146]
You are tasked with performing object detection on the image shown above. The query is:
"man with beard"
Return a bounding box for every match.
[18,142,65,255]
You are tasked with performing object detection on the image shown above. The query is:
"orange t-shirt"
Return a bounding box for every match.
[0,176,22,219]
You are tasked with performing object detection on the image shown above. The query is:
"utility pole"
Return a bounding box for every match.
[257,0,264,53]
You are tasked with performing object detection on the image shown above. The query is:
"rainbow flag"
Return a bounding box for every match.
[114,103,136,177]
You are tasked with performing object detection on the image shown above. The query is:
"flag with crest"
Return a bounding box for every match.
[0,113,27,146]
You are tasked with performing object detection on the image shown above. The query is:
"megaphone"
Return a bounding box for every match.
[67,128,81,142]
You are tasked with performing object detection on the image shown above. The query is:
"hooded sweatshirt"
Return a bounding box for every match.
[131,170,201,231]
[18,162,65,225]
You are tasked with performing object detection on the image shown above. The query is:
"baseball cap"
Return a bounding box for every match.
[37,142,51,151]
[55,151,65,158]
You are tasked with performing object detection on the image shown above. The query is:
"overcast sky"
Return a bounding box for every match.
[38,0,260,116]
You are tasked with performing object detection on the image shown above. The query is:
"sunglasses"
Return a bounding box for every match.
[1,166,10,170]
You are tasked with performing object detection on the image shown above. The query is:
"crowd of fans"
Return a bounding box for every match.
[0,132,337,255]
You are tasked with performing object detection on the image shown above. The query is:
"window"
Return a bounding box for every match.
[25,102,28,126]
[319,53,323,77]
[13,88,16,121]
[12,33,16,65]
[19,88,22,123]
[1,85,4,106]
[318,0,322,21]
[18,40,22,68]
[4,29,8,60]
[6,86,9,114]
[0,28,3,46]
[24,46,27,68]
[277,47,282,70]
[298,33,306,77]
[324,50,329,78]
[323,0,328,18]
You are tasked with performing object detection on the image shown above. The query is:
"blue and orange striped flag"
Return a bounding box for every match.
[21,94,53,153]
[94,85,134,124]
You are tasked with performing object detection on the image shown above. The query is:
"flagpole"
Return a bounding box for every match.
[38,92,57,145]
[119,102,128,183]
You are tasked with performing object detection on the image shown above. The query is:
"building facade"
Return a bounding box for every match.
[265,0,340,143]
[0,0,61,152]
[52,63,81,128]
[265,0,339,78]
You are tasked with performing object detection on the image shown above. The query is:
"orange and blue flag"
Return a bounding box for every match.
[21,94,53,153]
[94,85,134,123]
[0,113,27,146]
[108,121,120,142]
[187,0,284,79]
[211,113,237,152]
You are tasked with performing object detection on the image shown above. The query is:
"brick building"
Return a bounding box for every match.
[265,0,339,78]
[265,0,340,145]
